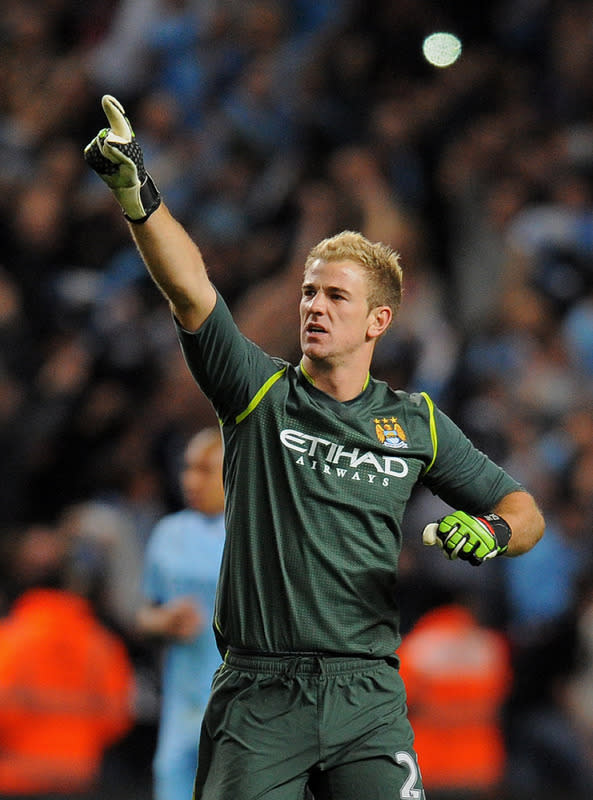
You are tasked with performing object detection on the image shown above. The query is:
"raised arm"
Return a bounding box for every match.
[128,203,216,331]
[84,95,215,331]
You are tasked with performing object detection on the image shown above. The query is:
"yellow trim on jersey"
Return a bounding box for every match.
[299,361,315,385]
[235,366,288,424]
[421,391,438,473]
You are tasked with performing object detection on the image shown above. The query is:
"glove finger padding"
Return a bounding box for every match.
[424,510,511,566]
[84,95,161,223]
[101,95,131,141]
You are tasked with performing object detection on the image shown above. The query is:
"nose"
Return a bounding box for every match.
[307,290,327,314]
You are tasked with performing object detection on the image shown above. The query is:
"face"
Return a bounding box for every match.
[300,259,385,366]
[181,438,224,515]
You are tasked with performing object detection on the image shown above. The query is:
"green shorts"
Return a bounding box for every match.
[193,651,425,800]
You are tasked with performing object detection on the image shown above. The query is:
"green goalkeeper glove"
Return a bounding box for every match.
[84,95,161,223]
[422,510,511,566]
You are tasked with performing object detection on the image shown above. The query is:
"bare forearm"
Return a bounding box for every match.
[493,490,545,556]
[136,599,204,641]
[136,604,170,638]
[129,203,216,331]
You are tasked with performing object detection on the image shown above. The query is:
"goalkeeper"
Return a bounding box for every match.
[84,95,545,800]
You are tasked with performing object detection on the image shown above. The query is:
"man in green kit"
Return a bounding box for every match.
[84,96,545,800]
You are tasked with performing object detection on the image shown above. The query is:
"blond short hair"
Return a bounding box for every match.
[304,230,403,318]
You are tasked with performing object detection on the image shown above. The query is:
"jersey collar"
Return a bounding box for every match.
[299,360,371,395]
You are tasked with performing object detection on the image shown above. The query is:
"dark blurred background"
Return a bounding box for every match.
[1,1,593,798]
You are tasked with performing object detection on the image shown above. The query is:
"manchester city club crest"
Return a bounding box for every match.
[374,418,408,449]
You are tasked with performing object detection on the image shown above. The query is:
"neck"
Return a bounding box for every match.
[300,358,370,402]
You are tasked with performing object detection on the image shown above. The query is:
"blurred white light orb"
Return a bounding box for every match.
[422,32,462,67]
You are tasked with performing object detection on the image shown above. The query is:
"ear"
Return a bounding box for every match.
[367,306,392,340]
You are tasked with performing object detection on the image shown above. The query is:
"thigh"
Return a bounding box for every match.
[311,753,424,800]
[193,664,317,800]
[316,661,424,800]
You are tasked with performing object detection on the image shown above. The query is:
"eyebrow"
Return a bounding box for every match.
[301,282,352,297]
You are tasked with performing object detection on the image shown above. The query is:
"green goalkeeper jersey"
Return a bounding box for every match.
[176,292,521,658]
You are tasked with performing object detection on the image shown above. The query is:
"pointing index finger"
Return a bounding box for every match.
[101,95,132,143]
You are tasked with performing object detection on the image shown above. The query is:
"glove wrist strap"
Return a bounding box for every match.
[124,173,161,224]
[481,512,512,553]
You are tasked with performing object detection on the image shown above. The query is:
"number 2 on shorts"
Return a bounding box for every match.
[395,751,424,800]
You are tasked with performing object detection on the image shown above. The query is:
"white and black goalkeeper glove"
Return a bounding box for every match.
[84,95,161,223]
[422,510,511,566]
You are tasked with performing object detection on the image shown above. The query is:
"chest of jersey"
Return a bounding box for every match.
[226,374,430,529]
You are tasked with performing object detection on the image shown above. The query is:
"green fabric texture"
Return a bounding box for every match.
[177,292,522,657]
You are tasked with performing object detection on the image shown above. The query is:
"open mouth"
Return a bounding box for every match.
[306,323,326,334]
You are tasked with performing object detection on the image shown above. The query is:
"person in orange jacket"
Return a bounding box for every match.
[0,523,134,797]
[397,591,512,800]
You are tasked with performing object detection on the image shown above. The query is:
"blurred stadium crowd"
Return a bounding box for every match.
[1,0,593,798]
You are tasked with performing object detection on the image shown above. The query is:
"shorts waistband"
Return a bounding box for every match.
[224,647,389,675]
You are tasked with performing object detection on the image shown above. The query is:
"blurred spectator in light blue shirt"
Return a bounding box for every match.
[136,428,225,800]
